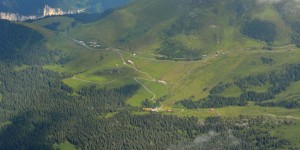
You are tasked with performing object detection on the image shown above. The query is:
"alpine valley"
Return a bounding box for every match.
[1,0,300,149]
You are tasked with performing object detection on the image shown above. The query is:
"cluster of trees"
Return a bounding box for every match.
[179,95,248,109]
[241,19,277,43]
[257,100,300,109]
[141,99,160,108]
[155,39,203,61]
[94,68,125,76]
[178,64,300,109]
[261,57,274,65]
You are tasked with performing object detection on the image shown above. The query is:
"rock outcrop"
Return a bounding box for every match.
[0,12,37,21]
[43,5,65,16]
[0,5,85,21]
[43,5,85,16]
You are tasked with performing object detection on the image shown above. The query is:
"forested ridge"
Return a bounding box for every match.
[0,20,67,65]
[0,20,42,61]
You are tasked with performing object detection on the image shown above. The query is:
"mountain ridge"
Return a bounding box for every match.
[0,5,84,21]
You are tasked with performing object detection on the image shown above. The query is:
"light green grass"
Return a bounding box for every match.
[0,121,12,129]
[43,64,65,72]
[104,112,118,119]
[221,85,242,97]
[53,141,79,150]
[13,65,30,71]
[247,83,271,93]
[126,79,168,106]
[127,87,153,107]
[275,81,300,102]
[63,78,92,90]
[274,119,300,148]
[0,93,2,102]
[164,103,300,120]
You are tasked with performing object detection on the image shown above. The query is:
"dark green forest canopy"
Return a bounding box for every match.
[0,19,43,52]
[241,19,277,43]
[155,39,203,61]
[0,20,45,63]
[0,20,71,65]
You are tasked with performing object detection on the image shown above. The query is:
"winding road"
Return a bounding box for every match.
[69,36,159,101]
[68,34,299,102]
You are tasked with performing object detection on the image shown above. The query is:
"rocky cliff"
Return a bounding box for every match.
[43,5,84,17]
[0,5,85,21]
[0,12,37,21]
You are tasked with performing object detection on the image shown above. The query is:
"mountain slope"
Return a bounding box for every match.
[69,0,293,54]
[36,0,300,111]
[1,0,300,149]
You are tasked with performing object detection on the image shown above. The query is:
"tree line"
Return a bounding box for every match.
[155,39,203,61]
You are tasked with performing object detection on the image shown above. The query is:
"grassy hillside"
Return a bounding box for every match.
[69,0,293,51]
[44,0,299,106]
